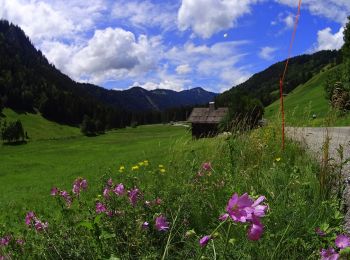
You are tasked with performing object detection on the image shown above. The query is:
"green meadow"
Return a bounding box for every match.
[0,110,345,259]
[265,65,350,126]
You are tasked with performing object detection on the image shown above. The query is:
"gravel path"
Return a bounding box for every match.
[286,127,350,232]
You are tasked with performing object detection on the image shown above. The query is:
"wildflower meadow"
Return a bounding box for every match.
[0,124,348,259]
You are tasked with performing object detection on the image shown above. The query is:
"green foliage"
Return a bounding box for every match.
[219,91,264,131]
[1,119,25,143]
[80,115,105,136]
[216,50,340,107]
[0,124,344,259]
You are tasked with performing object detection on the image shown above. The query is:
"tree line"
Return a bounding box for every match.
[0,20,194,136]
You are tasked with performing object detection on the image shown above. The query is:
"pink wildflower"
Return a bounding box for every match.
[103,188,110,199]
[60,190,72,207]
[72,177,88,195]
[128,188,140,206]
[219,213,229,222]
[50,187,59,196]
[155,215,169,231]
[0,236,10,246]
[107,178,113,187]
[16,239,24,246]
[34,220,48,232]
[25,211,35,226]
[142,221,149,229]
[202,162,212,171]
[315,227,326,237]
[247,217,264,241]
[226,193,254,223]
[96,202,107,214]
[113,183,125,196]
[155,198,162,205]
[335,234,350,249]
[320,247,339,260]
[199,235,212,247]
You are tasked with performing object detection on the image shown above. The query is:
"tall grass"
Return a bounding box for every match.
[0,123,344,259]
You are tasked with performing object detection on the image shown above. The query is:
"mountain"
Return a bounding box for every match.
[216,50,341,107]
[0,20,215,130]
[83,84,217,112]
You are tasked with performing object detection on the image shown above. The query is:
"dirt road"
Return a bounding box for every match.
[286,127,350,231]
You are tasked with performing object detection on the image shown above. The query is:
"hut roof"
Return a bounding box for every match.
[187,107,229,124]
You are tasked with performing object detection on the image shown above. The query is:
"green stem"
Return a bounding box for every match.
[161,206,181,260]
[197,219,228,260]
[223,222,232,257]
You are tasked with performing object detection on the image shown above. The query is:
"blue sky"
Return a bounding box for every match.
[0,0,348,93]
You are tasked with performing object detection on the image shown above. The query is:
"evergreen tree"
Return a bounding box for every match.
[342,16,350,84]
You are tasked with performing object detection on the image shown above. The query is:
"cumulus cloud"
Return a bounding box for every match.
[64,28,162,84]
[176,64,192,74]
[259,46,278,60]
[166,40,251,90]
[0,0,106,43]
[112,0,177,31]
[314,27,344,51]
[275,0,350,24]
[177,0,259,38]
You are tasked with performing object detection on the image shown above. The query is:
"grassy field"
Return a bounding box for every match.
[1,108,81,140]
[0,110,345,259]
[264,65,350,126]
[0,122,194,223]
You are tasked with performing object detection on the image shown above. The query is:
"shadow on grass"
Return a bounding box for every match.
[2,140,27,146]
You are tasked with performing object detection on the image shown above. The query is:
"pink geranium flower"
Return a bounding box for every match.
[315,227,326,237]
[60,190,72,207]
[113,183,125,196]
[219,213,229,222]
[202,162,212,171]
[320,247,339,260]
[107,178,113,187]
[50,187,59,196]
[103,188,110,199]
[72,177,88,195]
[96,202,107,214]
[128,188,140,206]
[247,217,264,241]
[0,236,10,246]
[155,215,169,231]
[199,235,212,247]
[25,211,35,226]
[34,220,48,232]
[335,234,350,249]
[226,193,254,223]
[142,221,149,229]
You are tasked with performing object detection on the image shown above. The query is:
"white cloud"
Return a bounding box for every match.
[176,64,192,74]
[64,27,162,84]
[259,46,278,60]
[112,1,177,31]
[283,13,294,29]
[0,0,106,43]
[314,27,344,51]
[275,0,350,24]
[177,0,259,38]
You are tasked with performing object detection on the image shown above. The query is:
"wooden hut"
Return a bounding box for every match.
[187,102,228,138]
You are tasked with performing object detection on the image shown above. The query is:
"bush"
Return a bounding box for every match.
[1,120,25,143]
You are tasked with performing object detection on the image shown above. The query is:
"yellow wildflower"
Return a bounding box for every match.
[132,165,139,171]
[144,160,149,166]
[158,164,164,168]
[138,162,145,166]
[160,168,166,173]
[275,157,281,162]
[119,166,125,172]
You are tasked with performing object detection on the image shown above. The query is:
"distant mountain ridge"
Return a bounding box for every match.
[216,50,341,107]
[0,19,216,130]
[83,85,217,112]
